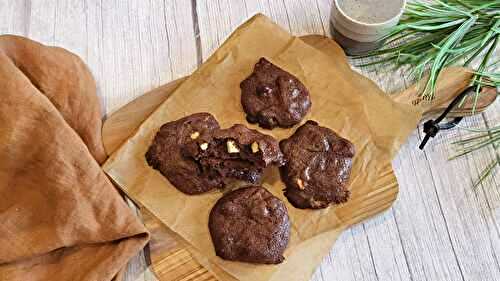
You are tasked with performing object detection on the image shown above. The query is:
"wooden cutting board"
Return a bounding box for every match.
[102,35,496,281]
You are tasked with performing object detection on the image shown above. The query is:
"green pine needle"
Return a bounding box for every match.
[450,125,500,187]
[355,0,500,187]
[354,0,500,100]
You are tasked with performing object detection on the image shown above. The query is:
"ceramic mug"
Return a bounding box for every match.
[331,0,406,55]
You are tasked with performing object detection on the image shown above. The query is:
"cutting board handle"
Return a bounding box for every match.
[391,67,497,119]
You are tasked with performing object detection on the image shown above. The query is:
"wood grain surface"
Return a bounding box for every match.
[2,1,499,281]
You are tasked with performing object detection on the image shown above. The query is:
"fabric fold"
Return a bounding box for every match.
[0,35,149,281]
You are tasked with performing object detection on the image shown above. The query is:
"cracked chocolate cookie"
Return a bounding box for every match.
[279,120,355,209]
[240,58,311,129]
[182,124,285,186]
[209,186,290,264]
[145,113,221,194]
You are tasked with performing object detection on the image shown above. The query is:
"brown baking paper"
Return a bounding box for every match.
[103,14,421,281]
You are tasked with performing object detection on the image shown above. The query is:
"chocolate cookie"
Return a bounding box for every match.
[209,186,290,264]
[240,58,311,129]
[279,120,355,209]
[145,113,221,194]
[182,124,285,185]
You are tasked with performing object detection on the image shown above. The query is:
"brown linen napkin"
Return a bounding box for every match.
[0,35,149,281]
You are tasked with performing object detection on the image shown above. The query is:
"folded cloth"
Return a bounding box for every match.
[0,35,149,281]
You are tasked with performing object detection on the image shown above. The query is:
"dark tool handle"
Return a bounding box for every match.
[418,86,476,150]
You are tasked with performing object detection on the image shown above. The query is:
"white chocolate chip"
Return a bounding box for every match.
[200,142,209,150]
[190,131,200,139]
[297,178,305,190]
[251,141,260,153]
[226,140,240,153]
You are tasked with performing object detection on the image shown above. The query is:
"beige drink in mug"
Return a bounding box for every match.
[331,0,406,55]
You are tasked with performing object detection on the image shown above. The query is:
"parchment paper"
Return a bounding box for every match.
[103,14,421,281]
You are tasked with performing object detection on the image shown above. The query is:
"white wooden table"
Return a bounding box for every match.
[2,1,499,281]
